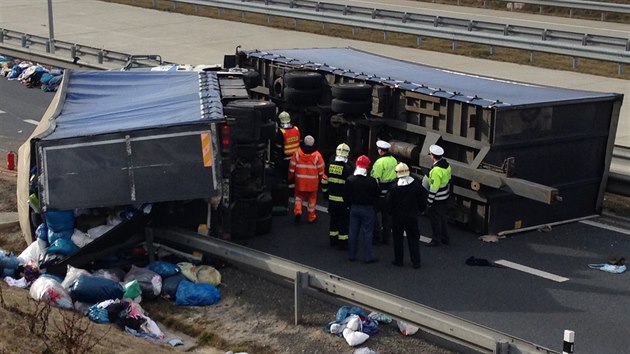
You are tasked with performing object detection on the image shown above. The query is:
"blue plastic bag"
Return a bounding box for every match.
[47,238,79,256]
[44,210,75,232]
[36,223,48,241]
[147,261,180,278]
[175,280,221,306]
[71,275,124,304]
[162,273,186,300]
[48,228,73,244]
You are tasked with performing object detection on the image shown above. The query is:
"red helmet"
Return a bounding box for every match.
[356,155,371,169]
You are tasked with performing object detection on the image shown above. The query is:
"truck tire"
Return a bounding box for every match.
[256,192,273,217]
[283,87,321,105]
[284,71,323,89]
[260,120,276,141]
[233,183,264,198]
[331,83,372,101]
[236,142,267,158]
[227,99,276,122]
[242,71,262,89]
[224,107,262,143]
[255,215,273,235]
[331,98,372,115]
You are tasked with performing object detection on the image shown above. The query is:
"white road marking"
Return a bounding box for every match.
[23,119,40,126]
[580,220,630,236]
[0,110,6,114]
[495,260,569,283]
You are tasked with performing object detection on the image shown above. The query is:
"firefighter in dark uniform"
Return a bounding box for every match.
[272,111,301,190]
[386,162,426,269]
[321,143,353,250]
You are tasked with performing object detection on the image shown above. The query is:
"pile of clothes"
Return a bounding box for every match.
[5,242,223,344]
[0,55,64,92]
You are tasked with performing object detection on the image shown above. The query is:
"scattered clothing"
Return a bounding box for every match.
[588,264,626,274]
[465,256,505,268]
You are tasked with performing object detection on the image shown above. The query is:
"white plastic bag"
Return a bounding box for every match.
[343,327,370,346]
[17,241,42,264]
[71,228,93,248]
[396,320,419,336]
[353,348,377,354]
[347,315,362,331]
[29,277,73,309]
[61,265,91,290]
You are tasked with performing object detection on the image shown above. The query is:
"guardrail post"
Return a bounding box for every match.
[71,45,77,59]
[21,35,28,48]
[562,330,575,354]
[294,271,308,325]
[495,340,509,354]
[0,29,4,44]
[98,50,104,64]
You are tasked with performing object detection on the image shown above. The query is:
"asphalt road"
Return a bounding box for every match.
[0,78,54,155]
[241,210,630,354]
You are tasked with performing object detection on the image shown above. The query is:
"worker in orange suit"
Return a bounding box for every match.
[288,135,325,224]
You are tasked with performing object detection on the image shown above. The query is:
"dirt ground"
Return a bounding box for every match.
[0,169,453,354]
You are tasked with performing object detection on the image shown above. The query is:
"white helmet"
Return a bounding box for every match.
[395,162,410,178]
[278,111,291,128]
[335,143,350,158]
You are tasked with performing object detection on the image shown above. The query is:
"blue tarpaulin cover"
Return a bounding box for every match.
[245,47,619,107]
[40,71,224,140]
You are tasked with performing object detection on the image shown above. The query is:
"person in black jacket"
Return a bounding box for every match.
[386,162,426,269]
[345,155,380,264]
[321,143,354,250]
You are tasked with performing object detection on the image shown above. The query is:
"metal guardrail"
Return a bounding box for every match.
[0,28,164,70]
[494,0,630,18]
[185,0,629,73]
[146,227,559,354]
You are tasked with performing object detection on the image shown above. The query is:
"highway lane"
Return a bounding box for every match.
[242,211,630,354]
[0,78,54,155]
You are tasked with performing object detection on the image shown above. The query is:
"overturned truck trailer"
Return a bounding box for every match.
[238,47,623,234]
[18,69,276,248]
